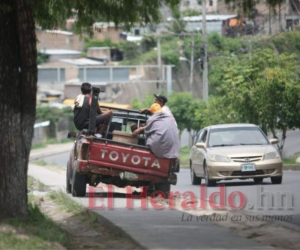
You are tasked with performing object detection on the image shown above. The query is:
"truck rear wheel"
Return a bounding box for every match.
[71,167,87,197]
[174,158,180,173]
[155,182,170,199]
[66,161,71,193]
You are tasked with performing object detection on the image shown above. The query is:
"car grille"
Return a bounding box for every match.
[232,170,264,176]
[231,156,262,162]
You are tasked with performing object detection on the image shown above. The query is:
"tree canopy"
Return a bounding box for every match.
[33,0,180,33]
[224,0,286,17]
[207,48,300,154]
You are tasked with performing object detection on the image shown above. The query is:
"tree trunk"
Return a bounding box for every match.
[0,0,37,218]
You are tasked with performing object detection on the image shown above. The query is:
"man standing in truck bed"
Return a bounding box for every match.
[73,82,112,134]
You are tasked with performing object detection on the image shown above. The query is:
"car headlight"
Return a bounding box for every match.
[209,154,230,162]
[264,151,280,160]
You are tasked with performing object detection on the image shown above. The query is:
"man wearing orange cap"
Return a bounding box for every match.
[140,94,177,126]
[133,103,180,159]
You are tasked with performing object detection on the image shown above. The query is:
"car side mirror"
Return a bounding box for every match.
[67,132,77,140]
[196,142,205,149]
[269,138,278,144]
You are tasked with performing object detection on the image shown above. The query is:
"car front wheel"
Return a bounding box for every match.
[190,161,201,185]
[204,165,216,187]
[271,176,282,184]
[253,177,263,184]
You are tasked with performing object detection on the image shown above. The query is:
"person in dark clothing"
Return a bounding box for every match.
[73,82,112,134]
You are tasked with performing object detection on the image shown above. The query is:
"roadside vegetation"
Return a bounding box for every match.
[282,152,300,165]
[49,191,99,223]
[31,138,71,150]
[179,146,190,167]
[0,177,69,249]
[129,32,300,156]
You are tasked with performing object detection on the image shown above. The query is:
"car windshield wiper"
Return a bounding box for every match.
[211,144,239,147]
[239,143,265,145]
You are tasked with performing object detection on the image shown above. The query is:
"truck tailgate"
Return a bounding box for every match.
[88,141,170,177]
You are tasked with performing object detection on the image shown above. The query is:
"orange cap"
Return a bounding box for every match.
[150,103,162,114]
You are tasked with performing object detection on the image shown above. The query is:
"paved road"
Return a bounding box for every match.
[177,169,300,225]
[42,152,69,167]
[277,129,300,157]
[28,163,272,249]
[43,151,300,226]
[30,140,300,249]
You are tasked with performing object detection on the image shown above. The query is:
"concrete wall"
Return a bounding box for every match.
[36,30,85,51]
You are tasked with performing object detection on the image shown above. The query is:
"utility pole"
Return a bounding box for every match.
[189,35,194,95]
[157,36,162,89]
[202,0,208,102]
[268,5,272,34]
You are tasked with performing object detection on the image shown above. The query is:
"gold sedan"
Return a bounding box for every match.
[190,124,283,187]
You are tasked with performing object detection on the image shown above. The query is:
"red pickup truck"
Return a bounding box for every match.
[66,89,177,198]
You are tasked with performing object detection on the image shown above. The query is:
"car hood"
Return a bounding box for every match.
[207,145,276,157]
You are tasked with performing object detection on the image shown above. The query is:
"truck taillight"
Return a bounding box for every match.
[81,143,89,160]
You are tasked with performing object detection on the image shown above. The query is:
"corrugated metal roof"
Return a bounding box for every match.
[45,30,73,36]
[60,58,104,66]
[40,49,81,55]
[168,15,237,22]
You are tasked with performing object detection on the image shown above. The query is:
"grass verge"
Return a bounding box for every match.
[27,175,48,193]
[180,146,190,167]
[0,177,69,250]
[282,152,300,165]
[0,203,69,249]
[49,191,98,224]
[31,138,72,150]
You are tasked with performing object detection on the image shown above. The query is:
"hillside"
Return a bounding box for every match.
[85,31,300,102]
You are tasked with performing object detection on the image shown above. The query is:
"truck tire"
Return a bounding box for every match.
[71,167,87,197]
[174,158,180,173]
[66,161,71,193]
[155,182,170,199]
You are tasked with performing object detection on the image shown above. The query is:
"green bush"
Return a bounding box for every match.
[35,106,73,137]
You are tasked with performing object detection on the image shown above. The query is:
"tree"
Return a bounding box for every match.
[224,0,285,16]
[0,0,180,218]
[188,99,206,144]
[210,48,300,155]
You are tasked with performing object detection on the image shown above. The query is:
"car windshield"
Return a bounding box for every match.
[208,126,269,148]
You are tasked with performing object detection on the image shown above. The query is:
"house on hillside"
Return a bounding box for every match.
[179,0,218,13]
[167,14,238,35]
[36,29,85,51]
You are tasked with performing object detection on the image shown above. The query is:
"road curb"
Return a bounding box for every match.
[91,209,146,249]
[29,143,73,161]
[228,207,300,234]
[283,165,300,171]
[29,149,70,161]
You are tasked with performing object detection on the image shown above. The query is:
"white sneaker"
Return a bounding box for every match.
[95,133,102,138]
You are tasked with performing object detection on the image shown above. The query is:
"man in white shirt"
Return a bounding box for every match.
[140,94,175,121]
[133,103,180,159]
